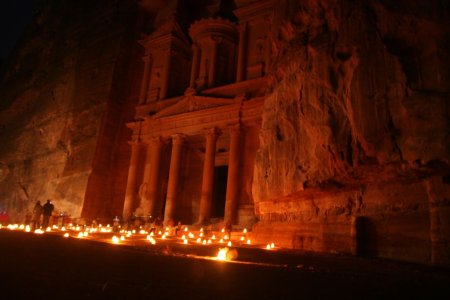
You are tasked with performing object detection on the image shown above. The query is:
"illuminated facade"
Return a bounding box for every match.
[123,0,276,227]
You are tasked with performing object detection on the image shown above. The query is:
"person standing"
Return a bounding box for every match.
[32,201,43,229]
[42,200,54,228]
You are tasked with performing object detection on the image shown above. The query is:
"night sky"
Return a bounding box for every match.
[0,0,38,61]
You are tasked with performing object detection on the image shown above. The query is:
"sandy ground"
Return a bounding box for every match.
[0,230,449,300]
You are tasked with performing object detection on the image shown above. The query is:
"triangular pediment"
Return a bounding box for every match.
[139,15,190,46]
[151,95,237,119]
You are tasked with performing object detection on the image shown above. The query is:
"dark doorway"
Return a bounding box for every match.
[212,166,228,218]
[355,216,378,257]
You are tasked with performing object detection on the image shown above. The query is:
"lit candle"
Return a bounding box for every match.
[227,241,232,247]
[217,248,228,261]
[247,239,251,245]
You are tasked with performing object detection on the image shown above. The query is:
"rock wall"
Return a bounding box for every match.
[0,1,137,222]
[253,0,450,265]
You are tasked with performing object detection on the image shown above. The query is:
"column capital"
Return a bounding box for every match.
[149,135,164,146]
[142,55,152,63]
[229,123,241,136]
[238,22,248,32]
[128,139,142,147]
[205,127,220,139]
[171,133,185,145]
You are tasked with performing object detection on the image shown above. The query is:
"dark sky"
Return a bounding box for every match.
[0,0,38,61]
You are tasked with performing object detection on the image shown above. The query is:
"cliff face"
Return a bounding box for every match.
[0,1,137,221]
[253,0,450,264]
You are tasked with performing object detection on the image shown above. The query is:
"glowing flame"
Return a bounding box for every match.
[139,230,147,235]
[266,244,271,250]
[184,227,188,232]
[240,236,245,241]
[34,229,45,234]
[243,228,247,233]
[46,227,51,232]
[61,227,66,231]
[63,233,69,238]
[112,236,120,244]
[25,225,31,232]
[120,236,125,240]
[247,239,251,245]
[227,241,232,247]
[271,242,275,249]
[217,248,228,261]
[19,224,25,230]
[183,239,188,244]
[77,232,83,238]
[196,238,201,243]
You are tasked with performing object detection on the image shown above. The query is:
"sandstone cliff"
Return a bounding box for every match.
[253,0,449,264]
[0,1,139,221]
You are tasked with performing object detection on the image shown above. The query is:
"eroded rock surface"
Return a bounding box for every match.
[252,0,449,264]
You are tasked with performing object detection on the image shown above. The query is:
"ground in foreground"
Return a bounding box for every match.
[0,231,449,299]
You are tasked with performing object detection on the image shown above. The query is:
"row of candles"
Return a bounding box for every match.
[1,223,277,260]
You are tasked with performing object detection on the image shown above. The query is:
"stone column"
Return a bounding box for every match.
[224,124,241,225]
[141,136,163,217]
[190,43,200,88]
[236,23,247,82]
[207,39,218,87]
[139,56,152,104]
[198,128,219,225]
[164,134,184,226]
[123,141,143,220]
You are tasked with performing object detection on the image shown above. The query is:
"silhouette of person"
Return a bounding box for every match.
[32,201,43,229]
[42,200,54,228]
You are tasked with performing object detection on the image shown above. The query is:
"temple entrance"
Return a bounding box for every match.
[212,166,228,218]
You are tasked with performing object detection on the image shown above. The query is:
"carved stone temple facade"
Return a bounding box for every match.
[123,1,277,227]
[1,0,449,266]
